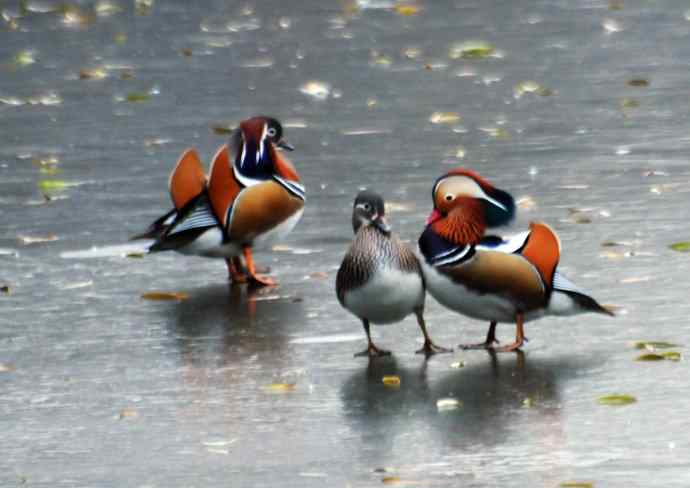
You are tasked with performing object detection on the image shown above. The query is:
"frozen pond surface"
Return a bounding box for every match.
[2,0,690,486]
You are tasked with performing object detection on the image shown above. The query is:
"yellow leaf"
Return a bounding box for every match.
[141,291,188,301]
[382,375,400,387]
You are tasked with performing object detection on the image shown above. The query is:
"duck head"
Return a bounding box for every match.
[352,190,391,235]
[426,169,515,245]
[231,116,293,176]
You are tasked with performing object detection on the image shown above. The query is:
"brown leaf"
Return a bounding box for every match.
[141,291,188,301]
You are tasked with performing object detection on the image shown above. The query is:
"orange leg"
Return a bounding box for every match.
[414,310,452,356]
[492,313,525,353]
[354,319,390,358]
[226,257,248,284]
[460,321,499,350]
[242,245,277,287]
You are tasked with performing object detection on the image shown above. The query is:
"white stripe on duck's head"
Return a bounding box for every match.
[428,168,515,228]
[352,190,391,236]
[233,116,294,173]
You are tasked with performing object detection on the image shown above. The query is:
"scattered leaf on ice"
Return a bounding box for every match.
[559,483,594,488]
[382,375,401,387]
[0,97,26,106]
[402,46,421,59]
[141,291,188,301]
[114,32,128,43]
[395,3,420,16]
[568,209,592,224]
[60,5,94,27]
[211,124,235,135]
[597,394,636,406]
[514,80,552,98]
[517,196,536,210]
[38,180,68,193]
[126,252,145,258]
[308,271,329,280]
[265,383,296,392]
[1,285,10,294]
[449,40,496,59]
[480,126,510,139]
[661,352,681,361]
[18,234,58,245]
[0,363,15,373]
[522,397,534,408]
[119,407,139,419]
[14,49,36,67]
[299,81,331,100]
[126,92,151,103]
[633,341,681,350]
[669,242,690,252]
[620,98,639,109]
[436,398,462,411]
[635,353,665,362]
[450,361,464,369]
[429,112,461,124]
[79,67,108,80]
[602,18,622,33]
[382,476,402,484]
[627,78,649,87]
[95,1,122,17]
[135,0,154,15]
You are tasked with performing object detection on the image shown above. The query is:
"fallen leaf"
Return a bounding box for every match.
[514,81,552,98]
[126,92,151,102]
[126,252,145,258]
[382,375,400,387]
[449,40,496,59]
[79,67,108,80]
[180,48,193,57]
[18,234,58,245]
[135,0,154,15]
[299,81,331,100]
[141,291,188,301]
[429,112,461,124]
[597,394,636,406]
[395,3,420,16]
[559,483,594,488]
[627,78,649,87]
[14,49,36,67]
[119,407,138,419]
[211,124,235,135]
[0,363,15,373]
[265,383,296,392]
[669,242,690,252]
[382,476,402,484]
[662,352,681,361]
[436,398,462,411]
[450,361,464,369]
[38,179,69,193]
[634,341,681,350]
[522,397,534,408]
[308,271,328,280]
[1,285,10,294]
[635,353,665,362]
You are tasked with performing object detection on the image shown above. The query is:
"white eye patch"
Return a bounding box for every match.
[435,175,506,211]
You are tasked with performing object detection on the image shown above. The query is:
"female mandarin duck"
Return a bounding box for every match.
[336,190,450,357]
[418,168,613,352]
[133,116,305,286]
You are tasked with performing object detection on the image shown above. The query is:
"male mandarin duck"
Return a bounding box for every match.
[418,168,613,352]
[336,190,450,357]
[133,116,305,286]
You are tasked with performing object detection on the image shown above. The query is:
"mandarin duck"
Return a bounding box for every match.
[418,169,613,353]
[133,116,305,286]
[336,191,450,357]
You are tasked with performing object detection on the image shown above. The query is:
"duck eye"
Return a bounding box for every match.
[363,203,371,211]
[267,127,277,138]
[444,194,454,202]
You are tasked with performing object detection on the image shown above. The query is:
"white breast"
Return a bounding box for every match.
[420,259,522,323]
[344,267,424,325]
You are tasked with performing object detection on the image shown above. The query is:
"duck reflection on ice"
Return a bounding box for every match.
[165,283,306,369]
[340,352,597,479]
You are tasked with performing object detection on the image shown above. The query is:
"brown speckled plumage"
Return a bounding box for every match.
[336,225,421,304]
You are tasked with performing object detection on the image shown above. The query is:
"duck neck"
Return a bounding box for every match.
[431,200,486,246]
